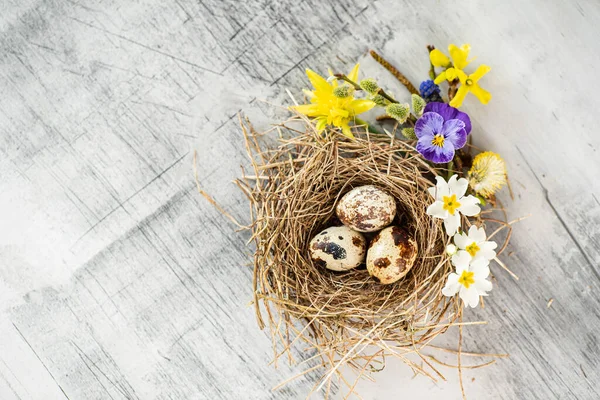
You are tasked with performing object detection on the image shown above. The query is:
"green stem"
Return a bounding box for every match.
[334,74,399,104]
[427,45,437,81]
[374,88,398,104]
[447,160,455,180]
[334,74,361,90]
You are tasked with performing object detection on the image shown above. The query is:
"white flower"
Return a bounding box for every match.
[453,225,497,263]
[426,175,481,236]
[442,251,492,308]
[446,243,458,256]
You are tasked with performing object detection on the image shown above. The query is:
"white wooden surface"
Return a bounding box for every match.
[1,0,600,399]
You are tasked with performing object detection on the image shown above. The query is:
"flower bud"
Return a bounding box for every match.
[333,85,353,98]
[360,78,379,95]
[446,244,458,256]
[386,103,410,123]
[411,94,426,116]
[370,94,389,107]
[401,127,417,140]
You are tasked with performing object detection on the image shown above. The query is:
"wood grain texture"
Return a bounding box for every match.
[1,0,600,399]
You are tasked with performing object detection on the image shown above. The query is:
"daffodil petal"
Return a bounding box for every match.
[315,117,327,132]
[292,104,319,117]
[306,69,331,93]
[347,63,360,82]
[449,43,471,70]
[445,67,459,82]
[430,49,451,67]
[449,85,469,108]
[470,65,492,82]
[434,71,447,85]
[348,99,375,115]
[470,84,492,104]
[456,69,468,85]
[340,123,354,139]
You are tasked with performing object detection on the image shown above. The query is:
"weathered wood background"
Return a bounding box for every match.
[1,0,600,398]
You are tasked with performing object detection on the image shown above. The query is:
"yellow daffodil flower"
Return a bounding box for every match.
[432,44,474,84]
[449,65,492,108]
[292,64,375,139]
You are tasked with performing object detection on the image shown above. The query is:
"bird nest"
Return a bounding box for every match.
[233,116,478,397]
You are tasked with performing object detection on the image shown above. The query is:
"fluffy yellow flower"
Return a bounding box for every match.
[450,65,492,108]
[468,151,507,198]
[292,64,375,139]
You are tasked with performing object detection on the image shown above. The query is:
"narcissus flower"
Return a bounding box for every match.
[292,64,375,139]
[442,251,492,308]
[414,102,471,164]
[449,65,492,108]
[426,175,481,236]
[468,151,507,198]
[453,225,497,263]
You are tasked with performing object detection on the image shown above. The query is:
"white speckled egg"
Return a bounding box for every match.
[336,185,396,232]
[366,226,418,284]
[309,226,367,271]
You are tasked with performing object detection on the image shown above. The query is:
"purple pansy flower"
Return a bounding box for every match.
[414,102,471,164]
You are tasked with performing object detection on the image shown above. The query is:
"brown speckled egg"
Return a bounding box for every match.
[366,226,417,284]
[309,226,367,271]
[336,186,396,232]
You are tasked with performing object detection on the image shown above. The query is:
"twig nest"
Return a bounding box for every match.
[336,185,396,232]
[309,226,367,271]
[366,226,418,284]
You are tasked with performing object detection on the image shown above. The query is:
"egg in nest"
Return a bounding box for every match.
[309,226,367,271]
[336,185,396,232]
[366,226,418,284]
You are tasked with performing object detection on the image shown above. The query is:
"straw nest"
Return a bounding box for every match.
[235,117,485,396]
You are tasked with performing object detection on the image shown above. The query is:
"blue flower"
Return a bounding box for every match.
[419,80,442,102]
[414,102,470,164]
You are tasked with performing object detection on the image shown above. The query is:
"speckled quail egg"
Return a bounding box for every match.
[309,226,367,271]
[336,185,396,232]
[366,226,418,284]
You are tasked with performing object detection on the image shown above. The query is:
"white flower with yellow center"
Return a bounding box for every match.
[442,251,492,308]
[426,175,481,236]
[453,225,497,263]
